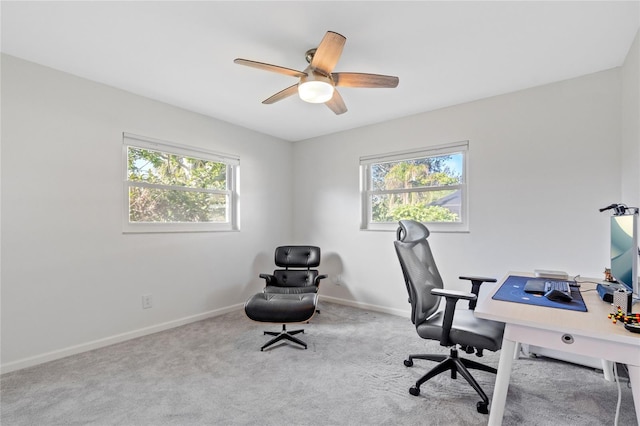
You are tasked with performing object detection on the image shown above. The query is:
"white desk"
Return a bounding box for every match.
[474,273,640,425]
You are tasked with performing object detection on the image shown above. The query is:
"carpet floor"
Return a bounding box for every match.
[1,302,637,425]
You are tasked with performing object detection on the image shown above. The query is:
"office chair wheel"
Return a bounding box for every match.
[476,401,489,414]
[404,359,413,367]
[409,386,420,396]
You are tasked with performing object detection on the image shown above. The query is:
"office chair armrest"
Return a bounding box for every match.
[459,276,497,310]
[431,288,477,347]
[259,273,277,286]
[431,288,476,301]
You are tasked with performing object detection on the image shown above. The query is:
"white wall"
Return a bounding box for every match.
[1,55,293,371]
[292,69,623,315]
[621,29,640,208]
[3,39,636,372]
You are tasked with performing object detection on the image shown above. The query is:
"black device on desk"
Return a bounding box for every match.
[624,323,640,333]
[597,282,628,303]
[524,279,573,302]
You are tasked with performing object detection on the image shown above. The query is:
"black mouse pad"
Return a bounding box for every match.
[492,275,587,312]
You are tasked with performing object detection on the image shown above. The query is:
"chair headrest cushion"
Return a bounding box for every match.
[274,246,321,268]
[397,220,430,242]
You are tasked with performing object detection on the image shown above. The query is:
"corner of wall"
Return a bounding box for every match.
[621,28,640,208]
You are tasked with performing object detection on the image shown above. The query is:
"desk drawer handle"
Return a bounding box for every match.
[561,334,574,344]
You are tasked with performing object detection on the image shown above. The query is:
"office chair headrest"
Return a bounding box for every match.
[396,220,430,242]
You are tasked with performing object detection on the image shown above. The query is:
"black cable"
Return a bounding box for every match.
[573,277,602,286]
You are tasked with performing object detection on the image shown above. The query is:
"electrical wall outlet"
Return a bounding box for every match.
[142,294,153,309]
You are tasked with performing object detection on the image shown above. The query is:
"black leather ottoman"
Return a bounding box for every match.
[244,292,318,350]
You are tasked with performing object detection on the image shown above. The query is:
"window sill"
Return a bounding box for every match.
[123,223,239,234]
[361,222,469,233]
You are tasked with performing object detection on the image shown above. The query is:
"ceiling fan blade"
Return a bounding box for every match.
[234,58,306,78]
[310,31,346,75]
[325,89,347,115]
[262,84,299,104]
[332,73,399,88]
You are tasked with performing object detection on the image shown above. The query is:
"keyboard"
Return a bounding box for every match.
[544,280,572,297]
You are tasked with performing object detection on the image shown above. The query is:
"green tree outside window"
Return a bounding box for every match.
[127,147,229,223]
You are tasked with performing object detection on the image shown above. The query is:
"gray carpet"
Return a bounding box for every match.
[1,302,637,425]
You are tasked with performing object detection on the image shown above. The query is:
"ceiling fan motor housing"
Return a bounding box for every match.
[305,48,317,64]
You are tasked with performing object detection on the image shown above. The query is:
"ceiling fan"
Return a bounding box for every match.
[234,31,399,115]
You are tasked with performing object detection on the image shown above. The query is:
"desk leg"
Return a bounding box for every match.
[488,338,517,426]
[628,364,640,422]
[601,360,614,382]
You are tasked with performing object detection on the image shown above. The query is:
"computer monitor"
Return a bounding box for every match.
[610,213,639,301]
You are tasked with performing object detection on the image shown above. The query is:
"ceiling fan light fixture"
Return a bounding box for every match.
[298,72,334,103]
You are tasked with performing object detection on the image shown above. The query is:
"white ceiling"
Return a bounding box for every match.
[2,1,639,142]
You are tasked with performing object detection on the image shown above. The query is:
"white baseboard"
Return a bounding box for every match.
[319,295,410,318]
[1,303,244,375]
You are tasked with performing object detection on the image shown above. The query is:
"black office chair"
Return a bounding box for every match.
[394,220,505,414]
[244,246,327,351]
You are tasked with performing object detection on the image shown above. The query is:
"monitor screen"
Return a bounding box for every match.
[610,214,638,297]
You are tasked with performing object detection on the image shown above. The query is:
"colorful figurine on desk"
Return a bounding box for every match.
[607,306,640,325]
[604,268,614,282]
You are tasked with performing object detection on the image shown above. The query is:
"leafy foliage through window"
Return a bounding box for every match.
[360,142,468,232]
[123,133,239,232]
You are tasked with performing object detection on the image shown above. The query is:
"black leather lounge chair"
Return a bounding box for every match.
[245,246,327,351]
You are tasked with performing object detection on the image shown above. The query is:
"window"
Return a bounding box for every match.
[360,141,468,232]
[123,133,239,233]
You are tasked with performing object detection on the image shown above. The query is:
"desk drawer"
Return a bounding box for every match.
[504,324,640,366]
[523,344,604,369]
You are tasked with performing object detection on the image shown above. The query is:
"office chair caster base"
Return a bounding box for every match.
[404,354,446,368]
[477,401,489,414]
[409,386,420,396]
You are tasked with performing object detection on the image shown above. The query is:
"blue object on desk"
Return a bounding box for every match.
[491,275,587,312]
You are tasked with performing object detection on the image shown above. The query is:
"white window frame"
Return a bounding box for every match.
[123,133,240,233]
[360,141,469,233]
